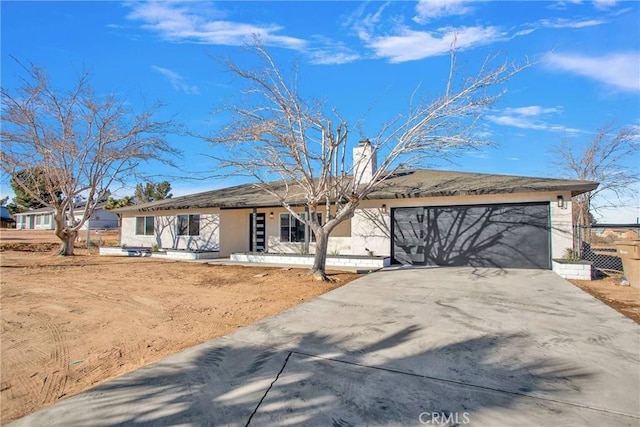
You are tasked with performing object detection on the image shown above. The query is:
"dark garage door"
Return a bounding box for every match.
[392,202,551,269]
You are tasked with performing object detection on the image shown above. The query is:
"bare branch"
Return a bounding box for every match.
[550,123,639,225]
[1,60,179,255]
[200,41,530,279]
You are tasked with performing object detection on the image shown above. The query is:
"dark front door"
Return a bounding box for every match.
[249,213,266,252]
[392,202,551,269]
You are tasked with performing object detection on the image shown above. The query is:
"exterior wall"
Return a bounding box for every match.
[352,191,575,260]
[76,208,119,230]
[552,260,593,280]
[267,236,352,255]
[352,207,390,257]
[15,212,55,230]
[120,208,220,251]
[117,190,575,265]
[16,208,118,231]
[549,193,574,260]
[221,207,352,256]
[231,253,390,269]
[219,208,252,256]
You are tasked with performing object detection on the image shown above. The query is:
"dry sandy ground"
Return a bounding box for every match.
[1,230,638,423]
[0,247,361,424]
[568,275,640,324]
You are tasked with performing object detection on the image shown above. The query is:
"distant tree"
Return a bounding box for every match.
[205,42,529,280]
[1,61,178,255]
[551,124,639,227]
[0,196,8,207]
[10,167,62,210]
[105,196,135,210]
[134,180,173,204]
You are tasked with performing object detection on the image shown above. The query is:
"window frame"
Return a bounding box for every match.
[177,214,200,236]
[135,216,155,236]
[279,213,321,243]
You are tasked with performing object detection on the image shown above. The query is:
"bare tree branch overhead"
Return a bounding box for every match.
[203,41,531,280]
[1,60,179,255]
[551,123,639,226]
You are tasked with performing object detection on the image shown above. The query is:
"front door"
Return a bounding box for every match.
[249,213,266,252]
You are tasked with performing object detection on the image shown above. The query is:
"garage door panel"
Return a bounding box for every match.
[393,203,550,269]
[392,208,426,265]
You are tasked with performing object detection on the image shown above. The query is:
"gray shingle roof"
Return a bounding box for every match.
[113,169,598,213]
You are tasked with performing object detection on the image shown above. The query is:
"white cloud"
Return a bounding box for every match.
[502,106,563,117]
[549,0,618,10]
[546,52,640,92]
[309,50,361,65]
[537,17,606,28]
[487,105,583,133]
[515,16,607,37]
[414,0,473,23]
[346,2,391,43]
[127,1,362,65]
[151,66,199,95]
[126,1,306,50]
[307,36,361,65]
[367,25,504,63]
[593,0,618,10]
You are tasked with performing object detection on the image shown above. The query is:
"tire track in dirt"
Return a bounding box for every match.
[68,285,165,319]
[37,315,70,404]
[1,318,49,409]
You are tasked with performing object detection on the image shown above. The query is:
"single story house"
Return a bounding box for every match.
[113,144,597,270]
[15,203,119,231]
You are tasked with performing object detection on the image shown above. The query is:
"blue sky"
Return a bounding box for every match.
[1,0,639,222]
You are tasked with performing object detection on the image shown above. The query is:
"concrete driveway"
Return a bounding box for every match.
[12,267,640,426]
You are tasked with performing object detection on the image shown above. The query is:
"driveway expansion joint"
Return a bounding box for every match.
[245,351,292,427]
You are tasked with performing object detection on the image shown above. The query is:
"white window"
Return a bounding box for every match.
[135,216,154,236]
[279,213,321,243]
[177,214,200,236]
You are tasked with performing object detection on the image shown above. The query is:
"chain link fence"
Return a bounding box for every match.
[573,224,640,273]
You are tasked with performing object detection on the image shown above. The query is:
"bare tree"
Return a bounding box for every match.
[1,61,178,255]
[206,42,529,280]
[551,124,639,227]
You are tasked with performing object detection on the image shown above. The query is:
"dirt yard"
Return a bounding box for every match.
[0,232,361,424]
[1,230,638,423]
[568,274,640,324]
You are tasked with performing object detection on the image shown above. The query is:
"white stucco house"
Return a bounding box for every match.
[113,143,597,271]
[15,203,119,231]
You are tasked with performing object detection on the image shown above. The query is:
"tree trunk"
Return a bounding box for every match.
[55,227,77,256]
[310,230,329,281]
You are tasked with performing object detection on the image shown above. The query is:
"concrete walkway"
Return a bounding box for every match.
[11,268,640,426]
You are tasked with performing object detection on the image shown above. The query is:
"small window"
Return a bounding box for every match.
[279,213,321,243]
[177,214,200,236]
[136,216,154,236]
[43,215,51,225]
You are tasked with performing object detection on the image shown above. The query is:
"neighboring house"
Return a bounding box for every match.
[15,203,119,230]
[602,228,639,240]
[1,206,15,228]
[114,144,598,270]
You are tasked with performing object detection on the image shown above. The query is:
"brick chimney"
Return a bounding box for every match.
[353,139,377,185]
